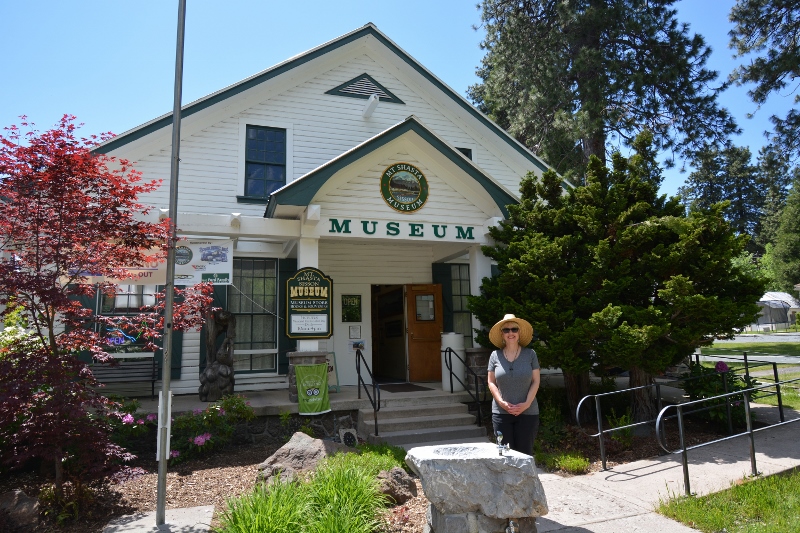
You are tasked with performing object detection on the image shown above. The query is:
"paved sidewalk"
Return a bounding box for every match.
[536,405,800,532]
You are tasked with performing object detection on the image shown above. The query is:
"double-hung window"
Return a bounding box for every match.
[228,259,278,372]
[99,284,158,355]
[244,125,286,199]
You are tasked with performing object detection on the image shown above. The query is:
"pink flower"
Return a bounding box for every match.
[170,450,180,458]
[218,408,226,416]
[146,413,157,422]
[137,419,145,425]
[192,432,213,446]
[192,408,203,416]
[715,361,730,373]
[122,414,134,424]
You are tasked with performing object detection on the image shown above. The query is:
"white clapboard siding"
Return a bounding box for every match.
[131,52,527,215]
[316,153,497,225]
[319,241,433,285]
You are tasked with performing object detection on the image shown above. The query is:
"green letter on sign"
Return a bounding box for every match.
[409,223,424,237]
[386,222,400,236]
[329,219,352,234]
[456,226,474,240]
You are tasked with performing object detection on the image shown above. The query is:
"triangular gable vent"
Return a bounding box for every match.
[325,73,404,104]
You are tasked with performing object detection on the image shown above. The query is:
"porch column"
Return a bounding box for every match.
[296,236,319,351]
[469,244,493,335]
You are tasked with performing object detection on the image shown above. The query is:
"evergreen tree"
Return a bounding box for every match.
[469,0,737,179]
[679,145,794,255]
[469,133,764,422]
[773,174,800,292]
[730,0,800,160]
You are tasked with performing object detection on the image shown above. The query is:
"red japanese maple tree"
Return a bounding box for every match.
[0,116,213,495]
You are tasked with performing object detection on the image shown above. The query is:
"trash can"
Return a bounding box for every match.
[441,332,466,392]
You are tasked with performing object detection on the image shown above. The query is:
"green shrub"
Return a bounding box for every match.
[356,442,408,472]
[535,450,590,475]
[219,452,388,533]
[168,394,254,463]
[219,479,310,533]
[606,407,633,449]
[682,361,759,428]
[537,400,567,447]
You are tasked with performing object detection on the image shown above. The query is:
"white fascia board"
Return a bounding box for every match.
[176,213,300,239]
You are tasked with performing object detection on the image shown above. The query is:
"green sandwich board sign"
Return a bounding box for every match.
[286,267,333,339]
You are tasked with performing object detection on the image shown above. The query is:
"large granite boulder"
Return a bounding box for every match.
[257,431,358,482]
[406,443,548,520]
[0,490,39,532]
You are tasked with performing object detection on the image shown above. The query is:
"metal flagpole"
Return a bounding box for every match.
[156,0,186,526]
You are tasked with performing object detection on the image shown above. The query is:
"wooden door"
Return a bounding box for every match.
[405,284,443,382]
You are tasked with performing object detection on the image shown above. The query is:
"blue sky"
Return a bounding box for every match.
[1,0,794,197]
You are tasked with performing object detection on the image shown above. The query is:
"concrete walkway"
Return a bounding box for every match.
[536,405,800,532]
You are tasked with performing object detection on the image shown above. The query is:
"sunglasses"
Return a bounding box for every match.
[501,327,519,334]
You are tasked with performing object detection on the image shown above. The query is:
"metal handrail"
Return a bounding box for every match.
[576,358,785,470]
[656,376,800,496]
[443,346,485,427]
[355,348,381,436]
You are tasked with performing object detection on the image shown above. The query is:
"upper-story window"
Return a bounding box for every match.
[245,125,286,198]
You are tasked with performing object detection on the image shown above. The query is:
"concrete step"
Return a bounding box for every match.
[368,424,487,446]
[399,435,492,451]
[361,412,478,434]
[374,391,477,408]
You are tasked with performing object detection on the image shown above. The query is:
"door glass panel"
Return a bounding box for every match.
[415,294,435,321]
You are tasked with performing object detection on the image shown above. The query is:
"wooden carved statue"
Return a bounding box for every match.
[198,309,236,402]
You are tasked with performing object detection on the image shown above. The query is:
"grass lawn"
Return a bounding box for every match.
[702,343,800,358]
[658,468,800,532]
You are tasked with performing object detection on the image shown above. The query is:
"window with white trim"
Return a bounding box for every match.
[244,125,286,199]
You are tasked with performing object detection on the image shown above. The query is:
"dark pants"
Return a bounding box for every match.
[492,413,539,456]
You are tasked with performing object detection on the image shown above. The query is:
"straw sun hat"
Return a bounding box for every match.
[488,314,534,348]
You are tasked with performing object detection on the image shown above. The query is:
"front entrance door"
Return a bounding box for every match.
[405,284,443,382]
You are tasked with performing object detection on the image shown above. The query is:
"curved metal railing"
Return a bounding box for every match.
[355,348,381,436]
[656,377,800,496]
[443,346,485,427]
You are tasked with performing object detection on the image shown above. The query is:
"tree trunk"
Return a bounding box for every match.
[54,449,63,499]
[628,366,656,427]
[563,370,591,424]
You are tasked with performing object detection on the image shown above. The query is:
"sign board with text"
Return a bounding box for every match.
[286,267,333,339]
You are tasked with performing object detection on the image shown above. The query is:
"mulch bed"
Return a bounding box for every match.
[0,414,736,532]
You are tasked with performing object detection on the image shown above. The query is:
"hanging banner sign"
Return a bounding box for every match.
[286,267,333,339]
[66,239,233,286]
[173,239,233,285]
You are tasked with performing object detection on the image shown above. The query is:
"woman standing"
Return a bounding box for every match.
[487,314,541,456]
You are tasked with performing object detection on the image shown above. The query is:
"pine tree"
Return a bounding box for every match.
[773,174,800,292]
[469,133,764,422]
[469,0,737,179]
[730,0,800,160]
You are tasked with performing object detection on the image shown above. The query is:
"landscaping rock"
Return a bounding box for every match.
[406,443,547,519]
[377,467,417,504]
[0,490,39,532]
[256,431,358,482]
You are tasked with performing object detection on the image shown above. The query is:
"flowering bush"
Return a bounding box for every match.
[682,361,759,428]
[168,395,254,464]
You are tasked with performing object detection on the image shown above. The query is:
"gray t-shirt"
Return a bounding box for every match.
[488,347,540,416]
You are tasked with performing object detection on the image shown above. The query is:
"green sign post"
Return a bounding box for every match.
[286,267,333,339]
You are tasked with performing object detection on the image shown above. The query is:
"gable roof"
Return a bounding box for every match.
[264,115,518,219]
[93,23,549,174]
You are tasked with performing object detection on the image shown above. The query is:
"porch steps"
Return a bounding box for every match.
[358,401,489,450]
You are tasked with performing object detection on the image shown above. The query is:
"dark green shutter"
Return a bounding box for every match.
[432,263,454,333]
[199,285,228,373]
[277,258,297,374]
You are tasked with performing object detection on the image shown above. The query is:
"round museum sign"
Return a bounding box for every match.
[380,163,429,213]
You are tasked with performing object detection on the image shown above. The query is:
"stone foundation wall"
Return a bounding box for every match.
[233,409,359,445]
[466,347,492,401]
